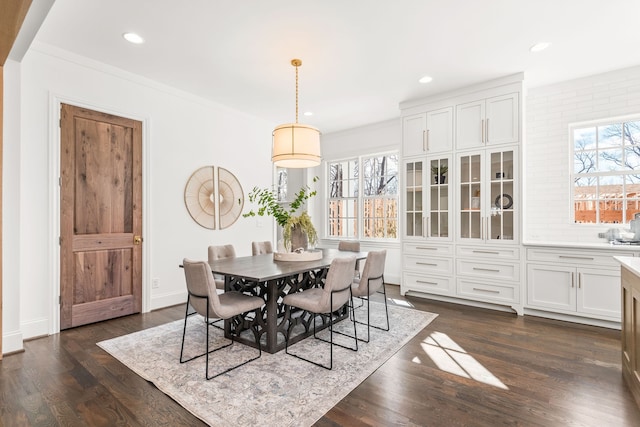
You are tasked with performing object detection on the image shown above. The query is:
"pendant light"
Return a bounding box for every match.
[272,59,321,168]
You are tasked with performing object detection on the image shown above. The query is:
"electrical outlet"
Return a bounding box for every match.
[152,278,160,289]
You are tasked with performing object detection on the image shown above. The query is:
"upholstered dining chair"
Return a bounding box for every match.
[338,240,361,279]
[251,241,273,256]
[208,244,236,290]
[350,249,389,343]
[180,259,263,380]
[283,256,358,370]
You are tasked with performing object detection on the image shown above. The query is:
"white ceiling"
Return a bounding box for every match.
[29,0,640,134]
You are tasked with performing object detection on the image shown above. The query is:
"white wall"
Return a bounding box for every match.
[2,60,24,352]
[311,119,402,284]
[524,65,640,243]
[3,42,276,351]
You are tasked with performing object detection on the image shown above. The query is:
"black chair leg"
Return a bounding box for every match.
[180,295,261,380]
[285,289,358,370]
[353,276,390,343]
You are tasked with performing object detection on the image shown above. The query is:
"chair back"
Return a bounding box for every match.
[252,241,273,256]
[338,240,360,252]
[357,250,387,296]
[183,259,222,317]
[322,256,357,311]
[208,244,236,263]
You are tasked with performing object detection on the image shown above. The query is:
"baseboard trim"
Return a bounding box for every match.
[150,290,187,311]
[21,317,49,340]
[2,330,24,355]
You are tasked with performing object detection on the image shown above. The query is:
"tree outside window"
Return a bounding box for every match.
[573,118,640,224]
[327,153,399,239]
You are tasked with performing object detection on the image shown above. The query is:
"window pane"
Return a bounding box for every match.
[598,148,623,171]
[574,150,596,174]
[598,124,623,149]
[624,145,640,171]
[574,127,596,151]
[624,121,640,146]
[574,177,597,223]
[599,176,623,223]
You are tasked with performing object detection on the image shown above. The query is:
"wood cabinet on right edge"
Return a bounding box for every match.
[621,262,640,409]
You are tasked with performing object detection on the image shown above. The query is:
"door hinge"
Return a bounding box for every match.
[59,295,61,305]
[59,177,61,186]
[59,236,61,245]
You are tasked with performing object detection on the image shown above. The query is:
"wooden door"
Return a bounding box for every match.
[60,104,142,329]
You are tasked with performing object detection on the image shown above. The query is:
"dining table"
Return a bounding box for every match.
[207,248,368,353]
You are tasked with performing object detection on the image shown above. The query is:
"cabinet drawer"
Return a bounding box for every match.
[404,255,453,274]
[403,272,453,295]
[404,243,453,256]
[457,245,520,260]
[457,259,519,281]
[457,278,518,303]
[527,248,618,267]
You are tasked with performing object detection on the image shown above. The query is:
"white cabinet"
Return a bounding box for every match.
[400,77,523,313]
[456,93,519,150]
[526,248,626,321]
[401,242,454,296]
[527,264,620,319]
[457,147,518,244]
[402,107,453,156]
[403,155,452,241]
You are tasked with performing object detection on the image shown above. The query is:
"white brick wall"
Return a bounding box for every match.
[525,65,640,243]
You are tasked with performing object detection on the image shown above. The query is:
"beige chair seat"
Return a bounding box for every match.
[283,256,358,370]
[180,258,263,379]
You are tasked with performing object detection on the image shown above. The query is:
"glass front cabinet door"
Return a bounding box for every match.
[404,156,452,240]
[458,148,517,244]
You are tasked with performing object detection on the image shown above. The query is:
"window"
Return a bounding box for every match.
[327,153,398,239]
[572,117,640,224]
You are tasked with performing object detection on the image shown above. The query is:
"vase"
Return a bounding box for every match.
[289,224,309,252]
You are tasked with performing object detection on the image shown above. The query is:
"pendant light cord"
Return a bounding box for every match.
[295,62,299,124]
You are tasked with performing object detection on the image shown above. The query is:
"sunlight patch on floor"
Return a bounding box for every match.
[418,331,508,390]
[389,298,414,308]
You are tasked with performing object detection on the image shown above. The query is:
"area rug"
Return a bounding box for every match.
[97,301,437,427]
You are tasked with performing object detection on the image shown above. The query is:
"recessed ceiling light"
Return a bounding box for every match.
[419,75,433,84]
[123,32,145,44]
[304,111,313,116]
[530,42,551,53]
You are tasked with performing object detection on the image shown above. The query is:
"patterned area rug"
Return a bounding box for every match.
[97,302,437,427]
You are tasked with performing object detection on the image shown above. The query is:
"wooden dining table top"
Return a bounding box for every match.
[207,248,367,282]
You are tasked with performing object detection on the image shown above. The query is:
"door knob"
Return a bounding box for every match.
[134,235,143,245]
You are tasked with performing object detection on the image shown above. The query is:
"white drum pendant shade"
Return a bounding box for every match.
[272,123,321,168]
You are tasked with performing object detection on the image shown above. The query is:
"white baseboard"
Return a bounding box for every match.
[21,317,49,340]
[150,289,187,311]
[2,330,24,355]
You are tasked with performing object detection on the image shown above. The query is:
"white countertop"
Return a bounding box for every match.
[615,256,640,277]
[524,241,640,252]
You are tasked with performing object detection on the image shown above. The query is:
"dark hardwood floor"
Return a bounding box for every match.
[1,285,639,426]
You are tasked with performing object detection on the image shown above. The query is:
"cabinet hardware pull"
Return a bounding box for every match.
[422,216,426,238]
[426,129,430,151]
[481,119,485,144]
[571,272,575,288]
[486,118,490,142]
[422,130,426,151]
[417,262,438,266]
[473,287,500,294]
[559,256,595,260]
[417,280,438,285]
[578,272,582,289]
[416,246,437,250]
[472,250,500,255]
[472,267,501,272]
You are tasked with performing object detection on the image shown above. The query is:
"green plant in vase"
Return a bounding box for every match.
[243,176,319,252]
[431,164,448,184]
